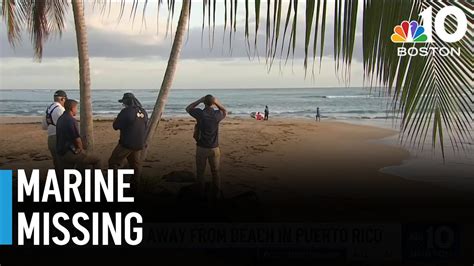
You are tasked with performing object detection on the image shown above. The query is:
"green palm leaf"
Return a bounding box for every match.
[2,0,68,60]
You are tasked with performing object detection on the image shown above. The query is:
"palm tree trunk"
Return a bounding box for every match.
[143,0,190,158]
[71,0,94,150]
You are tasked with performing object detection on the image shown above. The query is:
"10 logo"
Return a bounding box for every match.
[391,6,467,43]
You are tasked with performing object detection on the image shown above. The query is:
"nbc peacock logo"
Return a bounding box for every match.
[391,20,428,43]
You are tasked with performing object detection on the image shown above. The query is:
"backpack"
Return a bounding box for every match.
[45,103,59,126]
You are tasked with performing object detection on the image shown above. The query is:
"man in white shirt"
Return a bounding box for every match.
[42,90,67,170]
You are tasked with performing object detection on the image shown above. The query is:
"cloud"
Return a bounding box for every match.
[0,57,365,90]
[0,1,364,63]
[0,1,367,90]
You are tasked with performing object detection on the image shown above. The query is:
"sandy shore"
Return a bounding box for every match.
[1,116,473,220]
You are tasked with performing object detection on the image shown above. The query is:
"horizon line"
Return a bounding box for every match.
[0,86,378,91]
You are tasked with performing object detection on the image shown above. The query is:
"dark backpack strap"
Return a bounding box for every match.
[45,104,60,126]
[45,103,55,114]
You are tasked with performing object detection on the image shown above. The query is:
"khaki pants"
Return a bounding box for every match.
[196,146,221,198]
[108,144,143,190]
[60,150,102,170]
[47,135,59,170]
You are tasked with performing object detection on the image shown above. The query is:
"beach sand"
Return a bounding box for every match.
[1,117,473,221]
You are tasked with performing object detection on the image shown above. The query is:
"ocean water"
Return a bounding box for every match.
[1,87,472,191]
[0,87,398,121]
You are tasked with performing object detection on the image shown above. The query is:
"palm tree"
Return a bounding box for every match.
[71,0,94,150]
[143,0,190,156]
[1,0,94,150]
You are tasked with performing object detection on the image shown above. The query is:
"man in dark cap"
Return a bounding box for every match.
[56,99,102,170]
[42,90,67,170]
[186,94,227,201]
[109,93,149,193]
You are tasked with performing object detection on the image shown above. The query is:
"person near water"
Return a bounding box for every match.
[108,93,149,193]
[56,99,102,170]
[316,107,321,122]
[42,90,67,170]
[264,105,269,121]
[186,94,227,201]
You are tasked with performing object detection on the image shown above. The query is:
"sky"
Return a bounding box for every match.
[0,1,366,90]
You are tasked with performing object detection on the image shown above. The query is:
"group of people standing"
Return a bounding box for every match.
[43,91,149,193]
[44,91,322,200]
[43,91,226,200]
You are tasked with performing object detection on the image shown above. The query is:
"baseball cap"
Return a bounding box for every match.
[54,90,67,98]
[118,92,135,103]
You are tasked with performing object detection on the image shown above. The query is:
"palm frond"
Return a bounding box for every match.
[318,0,327,71]
[2,0,23,46]
[1,0,69,60]
[363,0,472,158]
[303,0,315,72]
